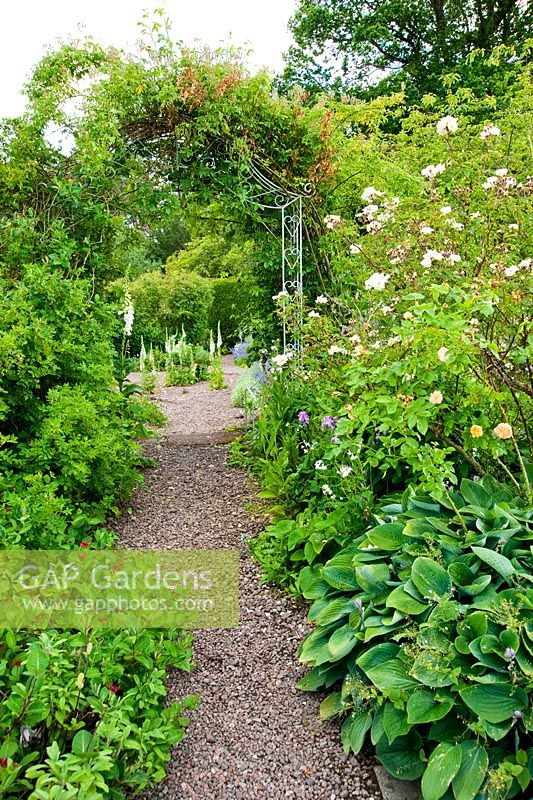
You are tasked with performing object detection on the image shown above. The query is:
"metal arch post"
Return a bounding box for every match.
[245,163,311,355]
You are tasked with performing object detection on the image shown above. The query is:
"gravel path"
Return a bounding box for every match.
[117,356,382,800]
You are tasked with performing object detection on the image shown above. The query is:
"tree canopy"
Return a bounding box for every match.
[281,0,533,100]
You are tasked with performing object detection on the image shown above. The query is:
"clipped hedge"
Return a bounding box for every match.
[125,270,214,353]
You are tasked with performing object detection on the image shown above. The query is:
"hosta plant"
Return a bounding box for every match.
[297,477,532,800]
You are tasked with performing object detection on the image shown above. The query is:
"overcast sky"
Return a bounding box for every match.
[1,0,297,117]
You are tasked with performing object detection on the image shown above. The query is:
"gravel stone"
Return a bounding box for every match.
[116,356,382,800]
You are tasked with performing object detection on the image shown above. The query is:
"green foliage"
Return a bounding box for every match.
[208,277,264,346]
[282,1,533,102]
[294,478,532,799]
[0,628,196,799]
[208,356,227,391]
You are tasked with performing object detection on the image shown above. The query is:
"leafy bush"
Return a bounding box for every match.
[296,477,532,800]
[207,277,263,347]
[0,628,196,799]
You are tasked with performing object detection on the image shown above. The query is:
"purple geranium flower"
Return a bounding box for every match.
[297,410,310,426]
[321,415,338,431]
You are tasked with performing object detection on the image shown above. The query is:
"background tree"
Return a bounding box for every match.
[280,0,533,101]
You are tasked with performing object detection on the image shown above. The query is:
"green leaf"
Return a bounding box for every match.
[452,741,488,800]
[319,692,344,720]
[315,597,358,626]
[471,547,515,579]
[407,690,454,724]
[386,585,428,615]
[72,730,94,756]
[355,563,390,595]
[341,709,372,754]
[357,643,400,673]
[383,703,410,743]
[459,683,528,722]
[411,557,452,599]
[297,667,326,692]
[460,479,493,508]
[322,565,359,590]
[327,625,358,661]
[366,659,421,692]
[367,523,407,550]
[376,731,425,780]
[25,643,50,677]
[421,742,462,800]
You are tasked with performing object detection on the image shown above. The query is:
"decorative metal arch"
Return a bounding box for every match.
[245,163,312,354]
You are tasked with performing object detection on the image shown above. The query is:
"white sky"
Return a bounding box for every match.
[1,0,297,117]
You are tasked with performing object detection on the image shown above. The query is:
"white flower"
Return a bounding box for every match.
[436,115,459,136]
[362,203,379,217]
[381,305,393,315]
[367,220,383,234]
[316,295,329,304]
[328,345,348,355]
[447,220,464,231]
[322,483,335,498]
[504,265,519,276]
[480,124,501,140]
[364,272,390,291]
[508,223,519,231]
[271,352,294,368]
[437,347,449,362]
[440,205,452,215]
[315,460,327,471]
[421,163,446,179]
[361,186,383,203]
[350,243,363,255]
[420,225,434,235]
[421,249,445,268]
[119,290,135,337]
[324,214,342,229]
[338,465,352,478]
[495,168,508,177]
[308,310,320,318]
[471,211,482,219]
[403,311,413,320]
[483,175,498,189]
[272,290,290,302]
[388,335,401,345]
[429,390,444,404]
[518,258,532,269]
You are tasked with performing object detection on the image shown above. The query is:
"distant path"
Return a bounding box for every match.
[117,355,382,800]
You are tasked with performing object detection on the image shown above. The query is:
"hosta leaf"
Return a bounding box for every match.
[341,708,372,754]
[315,597,359,626]
[452,741,488,800]
[460,479,493,508]
[322,565,359,590]
[407,690,454,724]
[411,557,452,599]
[386,586,428,615]
[460,683,528,722]
[319,691,344,720]
[327,625,358,661]
[471,547,515,579]
[366,659,421,692]
[355,563,390,595]
[410,652,453,688]
[421,742,462,800]
[357,642,400,673]
[383,703,410,743]
[376,731,425,780]
[297,667,326,692]
[366,523,407,550]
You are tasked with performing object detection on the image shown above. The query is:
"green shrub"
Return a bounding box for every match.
[125,269,214,353]
[0,628,196,799]
[207,277,263,346]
